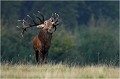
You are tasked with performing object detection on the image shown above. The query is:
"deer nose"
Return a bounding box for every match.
[37,24,44,28]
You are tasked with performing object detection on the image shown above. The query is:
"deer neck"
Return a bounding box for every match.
[38,29,52,48]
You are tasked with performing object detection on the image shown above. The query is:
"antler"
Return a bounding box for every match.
[54,13,59,25]
[17,11,44,37]
[38,11,44,23]
[51,13,59,32]
[33,11,44,23]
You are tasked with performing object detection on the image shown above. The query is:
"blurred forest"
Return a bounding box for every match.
[1,1,119,66]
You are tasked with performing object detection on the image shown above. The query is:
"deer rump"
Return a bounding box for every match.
[33,29,52,64]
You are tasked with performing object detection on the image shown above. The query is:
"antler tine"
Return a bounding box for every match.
[22,19,28,28]
[55,13,57,16]
[18,19,23,21]
[33,13,43,23]
[17,19,29,37]
[27,15,32,19]
[38,11,44,22]
[27,15,38,25]
[21,29,25,37]
[52,13,58,21]
[17,14,40,37]
[57,14,59,18]
[51,13,54,18]
[17,19,27,28]
[52,13,54,17]
[55,14,59,23]
[53,13,57,19]
[50,13,55,22]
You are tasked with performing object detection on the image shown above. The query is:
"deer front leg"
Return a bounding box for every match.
[44,53,48,64]
[39,52,44,65]
[39,52,48,65]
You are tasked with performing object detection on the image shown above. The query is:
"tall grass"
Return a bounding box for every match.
[1,63,119,78]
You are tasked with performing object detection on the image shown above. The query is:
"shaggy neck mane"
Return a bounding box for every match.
[38,29,52,51]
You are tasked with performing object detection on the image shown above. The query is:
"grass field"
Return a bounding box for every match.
[0,63,119,78]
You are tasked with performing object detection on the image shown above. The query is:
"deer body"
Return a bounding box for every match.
[33,29,52,64]
[17,12,59,64]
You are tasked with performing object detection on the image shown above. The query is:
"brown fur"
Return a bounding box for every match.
[33,29,52,64]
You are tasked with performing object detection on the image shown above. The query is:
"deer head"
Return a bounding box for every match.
[37,13,59,33]
[17,11,59,37]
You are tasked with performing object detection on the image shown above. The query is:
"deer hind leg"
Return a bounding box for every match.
[39,52,48,65]
[35,50,39,64]
[39,52,43,65]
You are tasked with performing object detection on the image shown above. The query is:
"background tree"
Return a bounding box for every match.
[1,1,119,66]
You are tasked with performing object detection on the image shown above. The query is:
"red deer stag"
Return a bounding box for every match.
[17,11,59,64]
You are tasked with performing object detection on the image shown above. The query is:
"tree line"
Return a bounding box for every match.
[1,1,119,66]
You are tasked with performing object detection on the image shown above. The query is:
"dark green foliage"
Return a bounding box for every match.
[78,27,118,65]
[1,1,119,66]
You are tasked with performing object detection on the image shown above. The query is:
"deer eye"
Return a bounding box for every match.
[44,21,47,25]
[44,21,46,24]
